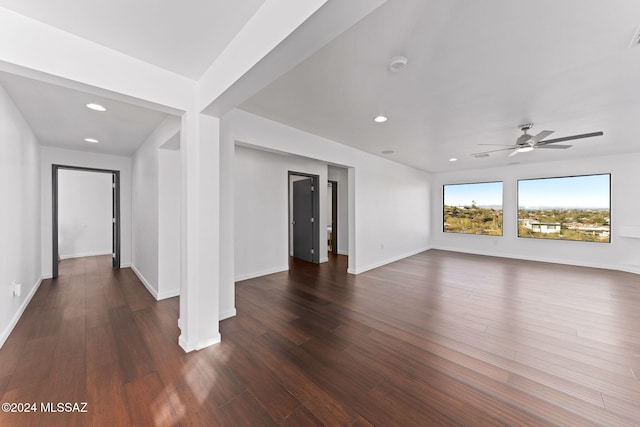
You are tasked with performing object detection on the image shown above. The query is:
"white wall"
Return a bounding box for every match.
[158,147,181,299]
[41,146,132,277]
[219,115,236,320]
[222,108,430,288]
[131,115,181,299]
[132,128,159,296]
[235,146,328,280]
[328,165,349,255]
[431,153,640,273]
[0,84,41,349]
[58,169,112,259]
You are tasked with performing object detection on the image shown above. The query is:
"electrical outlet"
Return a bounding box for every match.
[13,281,21,297]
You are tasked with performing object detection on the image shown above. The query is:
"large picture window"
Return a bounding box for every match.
[518,174,610,242]
[443,182,503,236]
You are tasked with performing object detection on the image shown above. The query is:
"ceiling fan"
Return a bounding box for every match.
[471,123,604,158]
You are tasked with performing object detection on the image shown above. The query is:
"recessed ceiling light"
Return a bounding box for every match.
[381,150,394,155]
[449,157,457,162]
[84,138,99,143]
[86,103,107,112]
[374,115,388,123]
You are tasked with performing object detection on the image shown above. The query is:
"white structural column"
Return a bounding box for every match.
[179,110,221,352]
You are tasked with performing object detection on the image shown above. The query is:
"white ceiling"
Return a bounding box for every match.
[1,1,639,170]
[0,71,169,156]
[240,0,640,172]
[0,0,265,157]
[0,0,266,79]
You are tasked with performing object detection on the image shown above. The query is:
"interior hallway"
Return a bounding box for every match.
[1,252,640,425]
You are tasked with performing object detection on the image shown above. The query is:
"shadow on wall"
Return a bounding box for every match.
[59,222,82,258]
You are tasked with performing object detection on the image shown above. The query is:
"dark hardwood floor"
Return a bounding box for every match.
[1,251,640,426]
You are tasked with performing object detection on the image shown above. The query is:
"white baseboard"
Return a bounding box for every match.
[179,332,221,353]
[429,245,621,273]
[157,289,180,300]
[59,250,111,260]
[618,264,640,275]
[235,265,289,282]
[220,308,237,320]
[0,275,43,350]
[130,264,158,300]
[347,246,430,275]
[320,257,329,263]
[337,250,349,256]
[130,266,179,301]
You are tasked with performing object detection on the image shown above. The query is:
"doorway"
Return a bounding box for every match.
[328,180,338,255]
[52,165,120,278]
[288,171,320,263]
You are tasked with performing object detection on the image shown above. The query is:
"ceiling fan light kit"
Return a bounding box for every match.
[470,123,604,159]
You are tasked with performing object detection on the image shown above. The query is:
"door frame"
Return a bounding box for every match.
[288,171,320,263]
[329,180,338,255]
[52,164,121,278]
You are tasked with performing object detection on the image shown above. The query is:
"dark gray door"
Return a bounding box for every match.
[112,171,121,269]
[293,178,314,262]
[112,173,117,268]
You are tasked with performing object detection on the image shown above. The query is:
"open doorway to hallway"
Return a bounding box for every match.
[328,180,338,255]
[52,165,120,278]
[327,165,349,264]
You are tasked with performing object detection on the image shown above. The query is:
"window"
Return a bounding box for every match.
[443,182,503,236]
[517,174,610,242]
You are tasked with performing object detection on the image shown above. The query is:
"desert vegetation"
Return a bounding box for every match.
[444,202,503,236]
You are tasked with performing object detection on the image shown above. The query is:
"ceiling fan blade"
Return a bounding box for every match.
[529,130,554,144]
[470,147,515,156]
[536,144,572,149]
[507,149,520,158]
[536,131,603,145]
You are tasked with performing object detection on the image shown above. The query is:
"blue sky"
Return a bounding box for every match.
[444,175,610,209]
[444,182,502,206]
[518,174,610,209]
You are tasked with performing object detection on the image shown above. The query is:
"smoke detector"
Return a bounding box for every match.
[388,56,408,73]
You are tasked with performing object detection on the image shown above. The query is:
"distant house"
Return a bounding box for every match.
[568,224,611,238]
[522,219,562,234]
